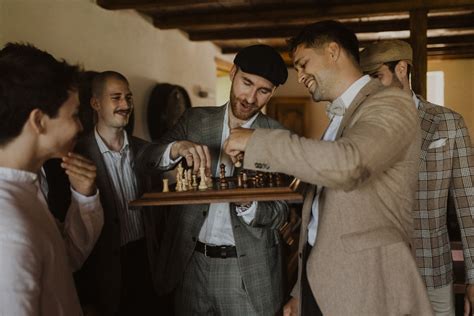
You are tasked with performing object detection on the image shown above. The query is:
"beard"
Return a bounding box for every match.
[229,89,259,121]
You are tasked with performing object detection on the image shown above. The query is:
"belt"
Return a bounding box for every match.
[195,240,237,258]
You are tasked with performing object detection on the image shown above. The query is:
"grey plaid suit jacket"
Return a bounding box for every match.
[139,104,289,315]
[413,96,474,289]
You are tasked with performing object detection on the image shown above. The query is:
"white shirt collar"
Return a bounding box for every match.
[94,128,129,154]
[333,75,372,110]
[0,166,38,183]
[412,91,420,109]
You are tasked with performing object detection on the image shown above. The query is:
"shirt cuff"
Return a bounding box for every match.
[160,142,181,167]
[236,201,258,224]
[70,187,100,211]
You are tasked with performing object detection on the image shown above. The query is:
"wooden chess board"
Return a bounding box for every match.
[130,175,304,207]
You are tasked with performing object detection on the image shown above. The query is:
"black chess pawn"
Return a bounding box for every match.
[219,163,228,189]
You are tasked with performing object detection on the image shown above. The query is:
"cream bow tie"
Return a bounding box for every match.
[326,99,345,118]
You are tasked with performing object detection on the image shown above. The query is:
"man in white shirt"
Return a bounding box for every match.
[224,20,433,315]
[74,71,159,315]
[0,43,103,315]
[139,44,289,315]
[360,40,474,316]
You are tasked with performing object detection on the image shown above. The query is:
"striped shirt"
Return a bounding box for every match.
[94,129,144,246]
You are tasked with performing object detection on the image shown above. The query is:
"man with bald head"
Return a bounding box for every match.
[360,40,474,316]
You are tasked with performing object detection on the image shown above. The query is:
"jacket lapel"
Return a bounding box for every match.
[417,97,440,162]
[201,105,226,177]
[336,79,380,139]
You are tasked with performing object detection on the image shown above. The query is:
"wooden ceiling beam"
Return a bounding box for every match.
[218,33,474,54]
[152,0,474,30]
[97,0,221,11]
[187,13,473,41]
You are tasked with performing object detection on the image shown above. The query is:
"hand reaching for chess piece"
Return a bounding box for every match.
[170,140,212,175]
[224,127,255,164]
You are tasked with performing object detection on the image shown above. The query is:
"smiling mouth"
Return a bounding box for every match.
[114,109,131,116]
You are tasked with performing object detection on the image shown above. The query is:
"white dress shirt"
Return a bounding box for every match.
[95,129,144,246]
[0,166,102,315]
[308,75,371,246]
[161,103,258,246]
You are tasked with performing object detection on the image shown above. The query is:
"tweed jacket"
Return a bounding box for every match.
[74,130,159,315]
[243,79,433,315]
[140,104,289,315]
[413,96,474,289]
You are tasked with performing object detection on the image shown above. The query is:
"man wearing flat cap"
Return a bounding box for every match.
[361,39,474,316]
[139,44,289,315]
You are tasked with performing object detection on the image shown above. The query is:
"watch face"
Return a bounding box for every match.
[147,84,191,141]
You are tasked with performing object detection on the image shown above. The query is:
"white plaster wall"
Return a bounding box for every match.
[0,0,220,140]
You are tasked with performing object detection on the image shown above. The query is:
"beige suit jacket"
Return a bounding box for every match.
[244,79,433,315]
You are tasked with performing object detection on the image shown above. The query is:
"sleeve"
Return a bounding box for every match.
[243,90,420,191]
[449,116,474,284]
[0,237,41,316]
[135,109,191,173]
[60,187,104,271]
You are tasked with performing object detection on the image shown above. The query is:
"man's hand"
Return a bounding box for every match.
[223,128,255,163]
[283,297,298,316]
[170,140,211,174]
[464,284,474,316]
[61,152,97,197]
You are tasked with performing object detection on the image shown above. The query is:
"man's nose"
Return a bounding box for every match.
[245,89,257,104]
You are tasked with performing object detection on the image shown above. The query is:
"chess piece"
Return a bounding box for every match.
[268,173,274,187]
[176,162,184,192]
[234,153,244,168]
[187,169,192,188]
[242,171,248,188]
[219,163,228,189]
[237,174,243,188]
[198,166,208,191]
[162,179,169,192]
[192,174,198,190]
[275,173,282,186]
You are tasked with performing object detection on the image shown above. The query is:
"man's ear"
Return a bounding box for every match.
[90,96,100,111]
[395,61,409,80]
[229,65,237,81]
[28,109,47,134]
[327,42,340,61]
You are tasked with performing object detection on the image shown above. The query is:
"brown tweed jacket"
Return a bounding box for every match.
[413,96,474,289]
[243,79,433,315]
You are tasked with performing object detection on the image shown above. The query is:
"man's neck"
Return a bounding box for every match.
[228,106,247,129]
[0,138,43,173]
[96,123,125,152]
[330,68,363,102]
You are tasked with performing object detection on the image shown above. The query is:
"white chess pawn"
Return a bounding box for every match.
[198,166,208,191]
[162,179,169,192]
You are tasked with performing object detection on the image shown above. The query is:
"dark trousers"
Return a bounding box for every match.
[301,243,323,316]
[117,238,158,316]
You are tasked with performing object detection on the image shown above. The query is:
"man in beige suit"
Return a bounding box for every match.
[224,20,433,315]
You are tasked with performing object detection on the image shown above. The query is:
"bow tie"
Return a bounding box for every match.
[326,99,345,118]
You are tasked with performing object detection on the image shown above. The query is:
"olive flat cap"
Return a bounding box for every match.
[234,44,288,86]
[360,40,413,74]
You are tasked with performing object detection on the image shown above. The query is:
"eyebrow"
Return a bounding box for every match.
[109,92,133,97]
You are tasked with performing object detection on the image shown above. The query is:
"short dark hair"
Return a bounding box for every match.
[288,20,360,64]
[385,60,412,81]
[91,71,129,97]
[0,43,80,146]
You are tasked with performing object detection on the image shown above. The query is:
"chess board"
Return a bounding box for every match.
[130,174,304,207]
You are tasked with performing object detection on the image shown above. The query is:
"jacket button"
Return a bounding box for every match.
[192,237,196,242]
[202,211,207,217]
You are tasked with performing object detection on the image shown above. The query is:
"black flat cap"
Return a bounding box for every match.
[234,44,288,86]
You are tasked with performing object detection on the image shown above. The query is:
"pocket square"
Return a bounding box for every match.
[428,138,447,149]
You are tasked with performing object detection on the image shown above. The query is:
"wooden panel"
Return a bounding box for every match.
[410,9,428,98]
